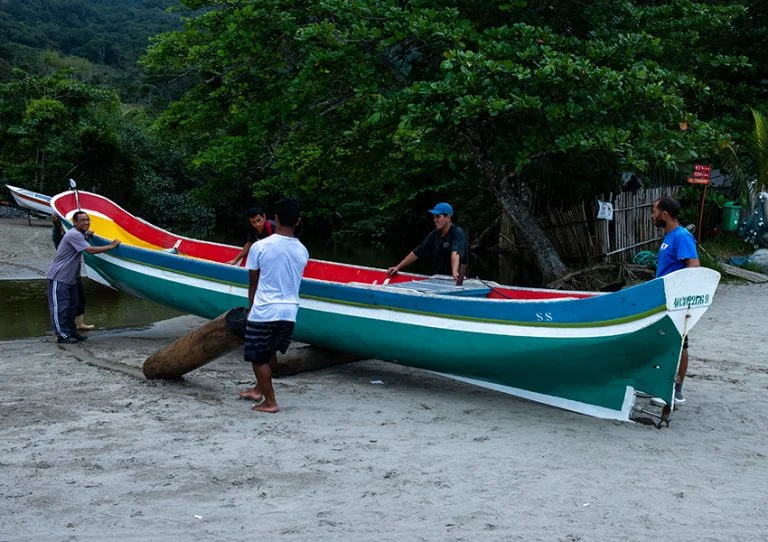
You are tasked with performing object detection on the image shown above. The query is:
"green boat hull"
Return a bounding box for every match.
[294,304,681,418]
[83,247,717,421]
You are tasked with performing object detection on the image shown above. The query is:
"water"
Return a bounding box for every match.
[0,279,184,340]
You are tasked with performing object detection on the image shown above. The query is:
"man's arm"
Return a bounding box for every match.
[451,227,469,283]
[451,252,461,281]
[227,242,253,265]
[84,239,120,254]
[387,251,418,276]
[248,269,260,310]
[678,232,700,269]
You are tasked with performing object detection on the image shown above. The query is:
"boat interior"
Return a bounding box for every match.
[54,192,596,302]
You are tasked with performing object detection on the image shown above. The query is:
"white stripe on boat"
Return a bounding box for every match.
[430,372,636,421]
[95,252,669,339]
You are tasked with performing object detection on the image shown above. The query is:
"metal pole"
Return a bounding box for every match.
[69,179,81,211]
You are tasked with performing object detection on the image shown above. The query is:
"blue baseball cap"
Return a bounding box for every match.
[427,202,453,216]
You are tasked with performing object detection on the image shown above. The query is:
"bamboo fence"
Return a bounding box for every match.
[531,186,678,262]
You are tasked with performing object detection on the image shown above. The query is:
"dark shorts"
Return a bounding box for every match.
[244,320,295,365]
[683,336,689,349]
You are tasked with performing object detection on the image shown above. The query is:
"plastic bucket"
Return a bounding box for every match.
[722,201,741,231]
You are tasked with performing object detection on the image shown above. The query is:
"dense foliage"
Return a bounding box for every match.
[0,0,180,102]
[0,70,213,236]
[0,2,215,236]
[143,0,767,280]
[1,1,767,280]
[0,1,176,67]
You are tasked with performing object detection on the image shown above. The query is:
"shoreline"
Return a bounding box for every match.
[2,216,767,540]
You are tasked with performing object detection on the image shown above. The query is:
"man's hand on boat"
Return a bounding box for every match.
[386,266,400,277]
[84,239,120,255]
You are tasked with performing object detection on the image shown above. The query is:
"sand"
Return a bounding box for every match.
[1,217,767,541]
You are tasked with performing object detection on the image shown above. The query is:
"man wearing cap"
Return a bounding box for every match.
[387,202,468,284]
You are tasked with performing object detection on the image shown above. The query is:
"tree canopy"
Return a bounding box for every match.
[1,1,767,280]
[143,0,766,280]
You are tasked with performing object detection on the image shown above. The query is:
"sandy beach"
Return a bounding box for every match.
[1,216,767,541]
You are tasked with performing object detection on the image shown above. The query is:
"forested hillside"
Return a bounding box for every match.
[0,1,212,236]
[0,0,181,101]
[0,0,177,68]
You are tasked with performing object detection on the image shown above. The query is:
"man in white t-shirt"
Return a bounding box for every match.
[238,198,309,413]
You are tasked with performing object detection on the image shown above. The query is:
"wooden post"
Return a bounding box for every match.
[143,308,246,379]
[696,183,708,246]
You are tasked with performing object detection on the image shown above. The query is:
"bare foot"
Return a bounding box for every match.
[238,389,263,402]
[252,402,279,413]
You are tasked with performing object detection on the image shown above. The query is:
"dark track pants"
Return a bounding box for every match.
[76,277,86,317]
[48,279,78,339]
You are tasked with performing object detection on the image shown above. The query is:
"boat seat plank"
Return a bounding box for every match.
[386,277,492,298]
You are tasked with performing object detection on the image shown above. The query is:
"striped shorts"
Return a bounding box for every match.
[244,320,295,364]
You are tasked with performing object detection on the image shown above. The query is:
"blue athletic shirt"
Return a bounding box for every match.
[656,225,698,277]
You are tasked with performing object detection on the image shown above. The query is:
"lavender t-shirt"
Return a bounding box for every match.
[46,228,89,284]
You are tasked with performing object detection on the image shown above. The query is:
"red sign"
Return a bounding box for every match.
[687,163,711,185]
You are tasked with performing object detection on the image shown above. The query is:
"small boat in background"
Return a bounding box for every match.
[5,185,53,215]
[50,189,721,422]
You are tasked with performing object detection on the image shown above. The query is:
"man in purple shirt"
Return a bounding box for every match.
[46,211,120,343]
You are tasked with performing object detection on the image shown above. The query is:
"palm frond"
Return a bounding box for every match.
[717,137,751,206]
[752,109,768,192]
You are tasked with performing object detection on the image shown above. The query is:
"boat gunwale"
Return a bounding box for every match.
[53,189,679,330]
[51,190,603,302]
[88,247,671,329]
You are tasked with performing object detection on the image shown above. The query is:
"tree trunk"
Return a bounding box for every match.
[491,182,569,284]
[34,147,41,190]
[463,122,569,284]
[40,149,46,192]
[143,307,362,379]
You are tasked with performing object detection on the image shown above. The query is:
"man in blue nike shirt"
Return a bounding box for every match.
[652,195,700,405]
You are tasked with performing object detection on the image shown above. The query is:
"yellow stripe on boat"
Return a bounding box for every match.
[88,215,162,250]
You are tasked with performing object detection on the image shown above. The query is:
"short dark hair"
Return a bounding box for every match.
[73,211,88,222]
[246,206,265,218]
[655,196,681,219]
[275,198,301,227]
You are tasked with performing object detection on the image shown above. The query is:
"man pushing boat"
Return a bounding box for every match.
[46,212,120,343]
[238,198,309,413]
[387,202,469,284]
[226,205,275,265]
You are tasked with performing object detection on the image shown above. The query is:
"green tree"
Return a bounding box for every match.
[0,68,214,236]
[0,69,119,194]
[721,109,768,211]
[15,97,68,189]
[144,0,761,282]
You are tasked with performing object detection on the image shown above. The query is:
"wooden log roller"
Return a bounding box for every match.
[143,307,360,379]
